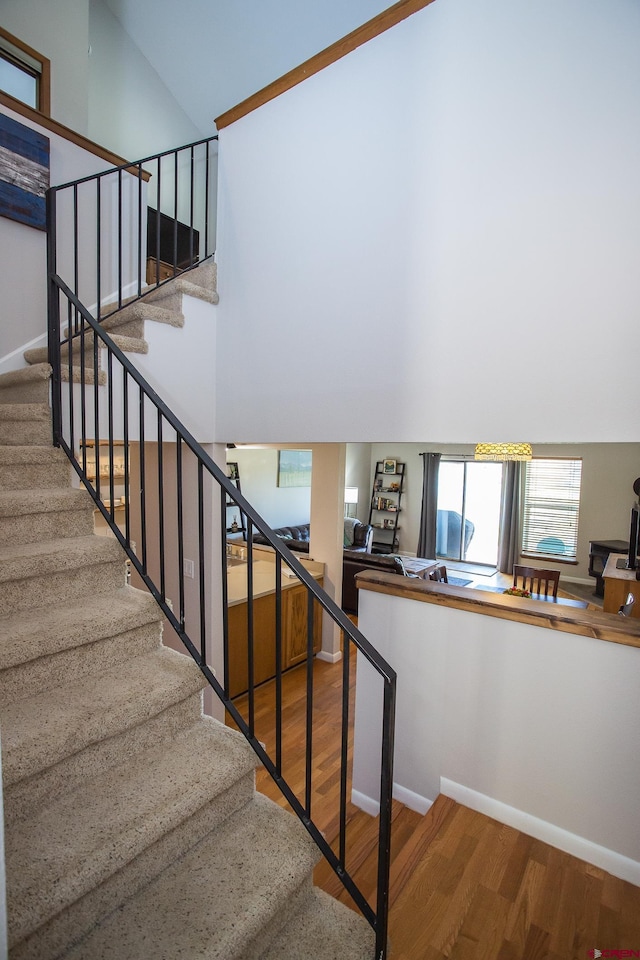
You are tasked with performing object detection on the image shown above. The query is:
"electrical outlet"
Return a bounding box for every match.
[183,558,195,579]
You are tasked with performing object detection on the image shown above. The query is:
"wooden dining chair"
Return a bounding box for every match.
[428,564,449,583]
[513,564,560,598]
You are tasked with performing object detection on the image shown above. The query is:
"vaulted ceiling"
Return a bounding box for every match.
[102,0,393,134]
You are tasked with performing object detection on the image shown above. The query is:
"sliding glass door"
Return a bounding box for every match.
[436,460,503,565]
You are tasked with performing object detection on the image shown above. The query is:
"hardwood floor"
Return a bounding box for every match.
[227,646,640,959]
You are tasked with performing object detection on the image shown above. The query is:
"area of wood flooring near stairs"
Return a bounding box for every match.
[227,626,639,960]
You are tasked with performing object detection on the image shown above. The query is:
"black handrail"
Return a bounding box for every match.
[46,143,396,959]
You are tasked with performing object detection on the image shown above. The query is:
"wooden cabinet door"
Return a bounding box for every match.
[283,582,323,668]
[226,593,276,698]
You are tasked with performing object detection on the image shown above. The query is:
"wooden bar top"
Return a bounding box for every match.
[355,569,640,650]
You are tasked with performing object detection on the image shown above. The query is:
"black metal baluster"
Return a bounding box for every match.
[176,436,185,631]
[375,678,396,960]
[137,162,143,298]
[247,541,255,738]
[46,188,62,446]
[198,461,206,664]
[173,150,178,274]
[66,299,74,455]
[304,589,314,819]
[118,169,123,309]
[155,158,161,285]
[157,410,165,601]
[222,488,230,697]
[123,371,130,546]
[189,145,195,265]
[73,183,79,334]
[96,178,101,321]
[139,390,147,573]
[339,631,351,867]
[93,329,100,502]
[275,557,283,776]
[108,349,115,522]
[204,141,210,258]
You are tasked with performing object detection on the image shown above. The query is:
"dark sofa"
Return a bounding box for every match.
[341,550,405,614]
[253,520,373,554]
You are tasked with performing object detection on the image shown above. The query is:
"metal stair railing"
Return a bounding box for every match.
[46,144,396,960]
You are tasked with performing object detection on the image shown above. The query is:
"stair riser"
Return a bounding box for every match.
[94,316,146,340]
[4,693,204,825]
[0,620,162,704]
[0,505,95,546]
[0,420,51,445]
[0,462,71,489]
[10,776,256,959]
[242,875,316,960]
[0,557,125,616]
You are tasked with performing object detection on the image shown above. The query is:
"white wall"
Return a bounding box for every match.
[215,0,640,444]
[0,104,128,364]
[225,448,311,531]
[88,0,204,159]
[368,442,640,580]
[353,588,640,884]
[1,0,90,133]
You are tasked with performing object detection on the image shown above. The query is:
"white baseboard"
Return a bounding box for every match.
[441,778,640,886]
[392,784,433,816]
[0,332,47,375]
[351,784,433,818]
[351,789,380,817]
[316,650,342,664]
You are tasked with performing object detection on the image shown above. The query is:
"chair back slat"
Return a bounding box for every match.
[513,564,560,598]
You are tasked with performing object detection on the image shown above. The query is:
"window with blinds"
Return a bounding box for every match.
[521,458,582,560]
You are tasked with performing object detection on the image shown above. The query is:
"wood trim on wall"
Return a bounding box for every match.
[215,0,437,130]
[0,92,151,180]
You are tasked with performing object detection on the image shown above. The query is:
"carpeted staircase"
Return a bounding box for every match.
[0,272,374,959]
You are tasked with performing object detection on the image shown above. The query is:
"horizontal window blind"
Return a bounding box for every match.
[522,458,582,560]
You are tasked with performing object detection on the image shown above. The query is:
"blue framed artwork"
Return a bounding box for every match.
[0,113,50,230]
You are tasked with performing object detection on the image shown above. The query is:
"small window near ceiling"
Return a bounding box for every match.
[521,458,582,561]
[0,27,50,116]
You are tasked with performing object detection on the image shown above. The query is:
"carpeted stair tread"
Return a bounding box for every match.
[24,332,148,367]
[7,718,257,947]
[0,486,92,517]
[63,794,319,960]
[0,586,160,673]
[99,299,183,329]
[0,445,66,465]
[0,363,52,403]
[261,888,375,960]
[0,534,122,584]
[0,402,50,421]
[0,363,51,387]
[0,646,206,787]
[0,445,71,488]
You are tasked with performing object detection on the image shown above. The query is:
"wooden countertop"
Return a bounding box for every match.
[355,570,640,650]
[603,552,639,582]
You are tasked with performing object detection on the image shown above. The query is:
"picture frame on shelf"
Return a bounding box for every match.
[383,459,396,475]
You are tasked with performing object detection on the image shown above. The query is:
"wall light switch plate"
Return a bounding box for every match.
[183,559,195,579]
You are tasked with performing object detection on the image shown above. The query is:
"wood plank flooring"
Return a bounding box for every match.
[227,644,640,959]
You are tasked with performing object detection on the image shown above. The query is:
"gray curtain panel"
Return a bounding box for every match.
[497,460,522,574]
[417,452,441,558]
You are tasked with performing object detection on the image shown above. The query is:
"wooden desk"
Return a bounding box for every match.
[602,553,640,618]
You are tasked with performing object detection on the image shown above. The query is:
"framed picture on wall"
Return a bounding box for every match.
[277,449,312,487]
[383,459,397,475]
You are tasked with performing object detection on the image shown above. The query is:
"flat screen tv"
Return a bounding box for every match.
[618,501,640,571]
